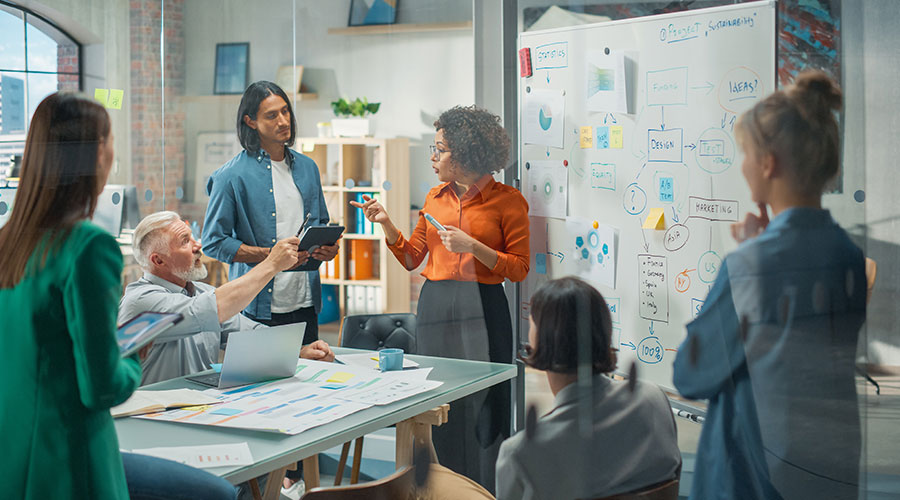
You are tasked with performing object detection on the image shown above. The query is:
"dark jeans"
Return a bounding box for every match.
[123,452,237,500]
[246,306,319,345]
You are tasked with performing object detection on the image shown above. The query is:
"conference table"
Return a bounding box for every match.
[116,348,516,499]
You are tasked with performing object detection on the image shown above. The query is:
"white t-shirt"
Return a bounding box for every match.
[270,158,312,312]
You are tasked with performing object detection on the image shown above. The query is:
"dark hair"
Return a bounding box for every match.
[236,81,296,153]
[525,277,617,374]
[736,70,842,197]
[0,92,110,287]
[433,105,510,176]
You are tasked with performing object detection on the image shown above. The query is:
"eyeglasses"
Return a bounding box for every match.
[429,144,448,160]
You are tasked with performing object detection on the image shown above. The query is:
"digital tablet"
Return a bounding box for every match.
[117,311,183,357]
[296,225,345,271]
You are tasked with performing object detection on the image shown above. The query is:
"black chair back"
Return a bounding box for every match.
[340,313,417,354]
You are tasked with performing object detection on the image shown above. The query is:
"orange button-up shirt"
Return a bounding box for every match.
[387,175,530,284]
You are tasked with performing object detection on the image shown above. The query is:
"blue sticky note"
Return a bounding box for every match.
[596,126,610,149]
[211,363,222,373]
[536,253,547,274]
[659,177,674,203]
[209,407,242,416]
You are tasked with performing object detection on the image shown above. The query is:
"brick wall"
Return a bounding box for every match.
[129,0,192,220]
[56,45,79,91]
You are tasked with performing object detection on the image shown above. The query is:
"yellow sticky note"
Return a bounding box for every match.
[326,372,355,383]
[108,89,124,110]
[642,207,666,230]
[579,126,593,148]
[610,126,623,149]
[94,88,109,107]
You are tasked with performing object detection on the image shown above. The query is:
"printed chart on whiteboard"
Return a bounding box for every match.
[518,1,776,390]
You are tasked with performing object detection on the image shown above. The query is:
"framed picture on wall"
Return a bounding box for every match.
[348,0,398,27]
[214,42,249,95]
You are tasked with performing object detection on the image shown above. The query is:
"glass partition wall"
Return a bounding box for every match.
[3,0,896,497]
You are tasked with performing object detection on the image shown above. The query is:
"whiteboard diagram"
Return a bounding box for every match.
[518,1,776,390]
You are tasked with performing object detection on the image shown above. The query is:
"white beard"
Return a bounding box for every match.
[174,260,208,282]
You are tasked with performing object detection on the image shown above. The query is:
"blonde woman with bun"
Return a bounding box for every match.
[673,71,865,500]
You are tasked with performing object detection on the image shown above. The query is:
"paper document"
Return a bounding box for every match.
[112,389,220,418]
[335,352,420,371]
[131,443,254,469]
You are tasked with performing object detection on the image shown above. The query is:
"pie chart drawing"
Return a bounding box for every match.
[538,106,553,131]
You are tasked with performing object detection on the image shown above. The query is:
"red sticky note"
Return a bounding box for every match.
[519,48,533,77]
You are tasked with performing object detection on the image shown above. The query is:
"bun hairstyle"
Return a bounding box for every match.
[735,70,842,197]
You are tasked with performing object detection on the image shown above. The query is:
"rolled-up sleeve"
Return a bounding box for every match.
[387,213,429,271]
[118,283,222,344]
[202,173,243,264]
[490,195,530,282]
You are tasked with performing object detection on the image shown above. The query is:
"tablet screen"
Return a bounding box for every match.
[118,311,183,357]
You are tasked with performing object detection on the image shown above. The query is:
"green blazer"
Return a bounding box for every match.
[0,221,141,499]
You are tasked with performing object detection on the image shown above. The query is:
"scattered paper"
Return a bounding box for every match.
[112,389,220,418]
[132,443,254,469]
[567,217,618,289]
[524,89,565,148]
[335,352,420,372]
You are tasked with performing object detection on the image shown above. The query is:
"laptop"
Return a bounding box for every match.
[187,322,306,389]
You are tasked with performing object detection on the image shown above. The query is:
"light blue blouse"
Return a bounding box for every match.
[202,147,329,319]
[673,208,866,500]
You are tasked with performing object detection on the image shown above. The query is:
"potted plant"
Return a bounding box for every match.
[330,97,380,137]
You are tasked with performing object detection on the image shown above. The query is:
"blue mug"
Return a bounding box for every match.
[378,348,404,372]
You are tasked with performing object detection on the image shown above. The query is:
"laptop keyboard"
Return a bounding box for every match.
[186,372,221,388]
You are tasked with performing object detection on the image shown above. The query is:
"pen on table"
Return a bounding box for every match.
[296,212,312,237]
[672,407,704,424]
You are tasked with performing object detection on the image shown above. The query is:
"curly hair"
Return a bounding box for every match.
[433,105,510,176]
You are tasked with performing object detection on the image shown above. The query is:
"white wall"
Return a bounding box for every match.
[181,0,474,208]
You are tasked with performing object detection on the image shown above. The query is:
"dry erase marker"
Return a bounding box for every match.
[424,213,445,231]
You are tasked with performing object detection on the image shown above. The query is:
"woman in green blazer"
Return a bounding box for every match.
[0,93,235,499]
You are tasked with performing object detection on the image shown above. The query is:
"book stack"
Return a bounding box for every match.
[351,192,383,237]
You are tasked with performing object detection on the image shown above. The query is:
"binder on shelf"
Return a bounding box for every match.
[349,239,374,280]
[346,286,357,315]
[354,285,367,314]
[354,193,366,234]
[365,286,378,314]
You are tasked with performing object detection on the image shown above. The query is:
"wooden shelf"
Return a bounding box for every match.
[182,93,317,105]
[327,21,472,36]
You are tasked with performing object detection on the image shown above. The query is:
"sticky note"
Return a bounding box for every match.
[579,126,593,148]
[108,89,124,110]
[94,88,109,107]
[326,372,355,383]
[535,253,547,274]
[210,407,243,416]
[610,126,624,148]
[642,207,666,230]
[595,126,610,149]
[659,177,674,202]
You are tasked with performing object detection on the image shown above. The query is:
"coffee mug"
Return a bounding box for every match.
[378,348,404,372]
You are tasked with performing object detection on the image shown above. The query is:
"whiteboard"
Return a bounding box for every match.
[518,1,776,391]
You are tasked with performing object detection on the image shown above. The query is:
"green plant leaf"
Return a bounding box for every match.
[366,102,381,115]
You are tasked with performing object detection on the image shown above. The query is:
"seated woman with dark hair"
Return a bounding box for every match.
[495,277,681,500]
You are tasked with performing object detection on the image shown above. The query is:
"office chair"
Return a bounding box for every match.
[334,313,417,485]
[301,465,415,500]
[596,478,680,500]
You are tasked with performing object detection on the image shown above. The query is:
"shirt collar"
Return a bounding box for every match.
[764,207,834,234]
[252,146,294,167]
[434,175,496,201]
[548,373,612,415]
[143,272,194,296]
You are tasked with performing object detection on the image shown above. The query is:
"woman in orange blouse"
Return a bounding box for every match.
[351,105,529,491]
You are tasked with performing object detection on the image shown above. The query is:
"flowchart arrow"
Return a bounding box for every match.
[620,341,636,350]
[660,106,666,130]
[721,112,728,129]
[546,71,551,84]
[548,251,565,263]
[604,113,617,124]
[649,321,655,335]
[640,227,650,252]
[546,147,550,157]
[690,81,714,95]
[729,116,736,131]
[684,143,696,151]
[671,207,680,223]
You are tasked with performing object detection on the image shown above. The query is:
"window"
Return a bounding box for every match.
[0,1,81,177]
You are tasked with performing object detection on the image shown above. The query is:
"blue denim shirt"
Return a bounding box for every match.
[201,147,329,319]
[673,208,865,500]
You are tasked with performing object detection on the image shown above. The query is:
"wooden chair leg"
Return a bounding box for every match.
[303,456,320,490]
[350,437,365,484]
[395,418,416,469]
[334,441,351,486]
[248,478,263,500]
[261,465,289,500]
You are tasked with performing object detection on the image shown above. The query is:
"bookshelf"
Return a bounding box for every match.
[299,137,411,317]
